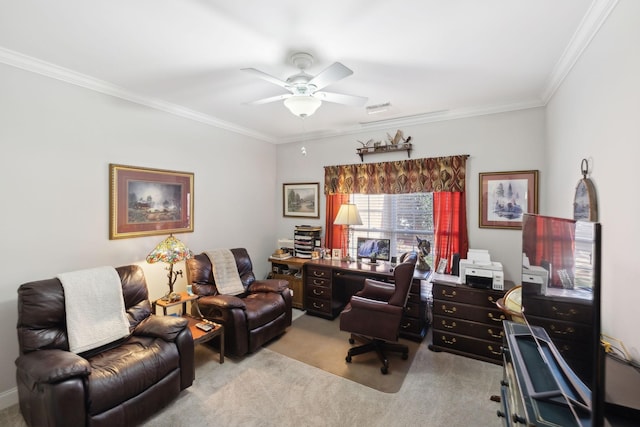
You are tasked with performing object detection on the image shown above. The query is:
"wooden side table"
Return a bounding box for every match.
[152,291,198,315]
[152,292,225,363]
[184,316,224,364]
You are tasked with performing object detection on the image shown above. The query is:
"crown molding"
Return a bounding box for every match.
[541,0,619,103]
[279,99,545,144]
[0,47,277,144]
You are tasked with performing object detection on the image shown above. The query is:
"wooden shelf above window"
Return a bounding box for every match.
[356,143,412,162]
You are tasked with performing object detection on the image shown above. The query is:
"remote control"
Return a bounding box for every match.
[196,322,213,332]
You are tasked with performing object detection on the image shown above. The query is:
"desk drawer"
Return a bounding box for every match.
[306,283,331,300]
[432,331,503,362]
[432,301,506,325]
[433,283,503,308]
[400,316,425,335]
[433,315,504,343]
[305,276,331,288]
[306,266,332,280]
[306,297,332,314]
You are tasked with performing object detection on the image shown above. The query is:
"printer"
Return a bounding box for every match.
[521,254,549,295]
[459,249,505,290]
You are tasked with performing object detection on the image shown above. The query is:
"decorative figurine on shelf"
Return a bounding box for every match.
[386,129,412,147]
[416,236,431,271]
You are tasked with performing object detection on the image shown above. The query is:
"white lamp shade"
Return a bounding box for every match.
[334,203,363,226]
[284,95,322,118]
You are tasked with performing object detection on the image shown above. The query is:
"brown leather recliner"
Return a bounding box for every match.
[186,248,292,357]
[15,265,195,427]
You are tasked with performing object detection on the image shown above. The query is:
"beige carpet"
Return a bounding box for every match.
[265,313,419,393]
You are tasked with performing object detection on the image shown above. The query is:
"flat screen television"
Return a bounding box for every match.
[520,214,603,426]
[356,237,391,262]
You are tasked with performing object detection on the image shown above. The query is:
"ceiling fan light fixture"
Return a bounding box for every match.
[284,95,322,118]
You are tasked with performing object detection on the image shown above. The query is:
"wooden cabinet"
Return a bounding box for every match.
[268,257,308,309]
[305,264,342,318]
[522,293,593,383]
[430,281,509,364]
[400,279,429,341]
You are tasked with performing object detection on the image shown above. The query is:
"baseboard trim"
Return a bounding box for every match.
[0,387,18,411]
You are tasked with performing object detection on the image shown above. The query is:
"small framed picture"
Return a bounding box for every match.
[436,258,448,274]
[283,182,320,218]
[332,248,342,259]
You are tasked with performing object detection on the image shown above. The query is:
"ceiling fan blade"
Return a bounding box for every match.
[314,91,368,107]
[246,93,292,105]
[241,68,290,90]
[308,62,353,90]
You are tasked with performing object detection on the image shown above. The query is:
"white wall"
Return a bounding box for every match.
[0,63,278,408]
[546,0,640,359]
[275,108,547,283]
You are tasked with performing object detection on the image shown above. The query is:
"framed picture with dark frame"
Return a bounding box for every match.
[479,170,538,229]
[109,164,194,239]
[283,182,320,218]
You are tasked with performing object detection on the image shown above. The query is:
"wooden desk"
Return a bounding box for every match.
[303,259,431,341]
[268,256,309,309]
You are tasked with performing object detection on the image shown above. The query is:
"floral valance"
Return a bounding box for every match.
[324,155,468,195]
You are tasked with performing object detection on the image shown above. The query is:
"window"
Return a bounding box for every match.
[349,193,434,265]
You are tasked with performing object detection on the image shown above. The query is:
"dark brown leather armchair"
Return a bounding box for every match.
[15,265,194,427]
[186,248,292,357]
[339,259,416,374]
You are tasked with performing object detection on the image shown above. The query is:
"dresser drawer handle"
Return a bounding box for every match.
[487,313,505,322]
[312,302,325,309]
[400,322,411,329]
[441,320,457,329]
[312,279,325,286]
[442,305,456,314]
[487,296,497,304]
[312,271,326,278]
[312,289,324,296]
[440,290,456,298]
[487,328,504,339]
[552,306,578,318]
[550,325,575,335]
[488,345,502,356]
[441,336,457,345]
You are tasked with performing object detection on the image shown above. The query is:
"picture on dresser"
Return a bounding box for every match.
[479,170,538,229]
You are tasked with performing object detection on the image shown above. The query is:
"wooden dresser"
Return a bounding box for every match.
[430,280,512,364]
[521,293,593,383]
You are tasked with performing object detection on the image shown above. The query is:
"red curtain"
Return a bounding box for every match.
[433,192,469,273]
[325,194,349,252]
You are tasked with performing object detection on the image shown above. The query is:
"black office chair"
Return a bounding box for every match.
[338,259,416,374]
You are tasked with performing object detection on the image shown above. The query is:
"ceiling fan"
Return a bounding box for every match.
[242,52,368,118]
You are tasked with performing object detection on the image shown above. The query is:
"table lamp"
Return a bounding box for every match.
[333,203,362,262]
[146,234,193,302]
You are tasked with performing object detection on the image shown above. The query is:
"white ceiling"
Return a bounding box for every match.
[0,1,614,143]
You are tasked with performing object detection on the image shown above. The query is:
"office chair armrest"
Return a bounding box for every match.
[349,295,402,315]
[357,279,395,302]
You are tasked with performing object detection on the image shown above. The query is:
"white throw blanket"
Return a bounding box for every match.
[206,249,245,295]
[57,266,130,354]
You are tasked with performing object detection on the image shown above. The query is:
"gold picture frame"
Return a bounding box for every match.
[109,164,194,239]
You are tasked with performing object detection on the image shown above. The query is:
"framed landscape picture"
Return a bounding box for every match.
[109,164,194,239]
[283,182,320,218]
[479,170,538,229]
